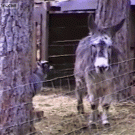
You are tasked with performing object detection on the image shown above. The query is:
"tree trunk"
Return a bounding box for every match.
[0,0,35,134]
[95,0,131,101]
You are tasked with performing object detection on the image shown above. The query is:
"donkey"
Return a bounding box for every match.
[74,14,125,128]
[29,61,53,97]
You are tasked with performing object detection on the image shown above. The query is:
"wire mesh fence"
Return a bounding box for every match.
[32,89,135,135]
[0,58,135,135]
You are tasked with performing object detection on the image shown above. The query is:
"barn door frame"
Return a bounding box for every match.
[32,2,50,70]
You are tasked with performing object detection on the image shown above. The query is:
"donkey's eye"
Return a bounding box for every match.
[108,46,112,49]
[91,44,97,54]
[92,44,96,48]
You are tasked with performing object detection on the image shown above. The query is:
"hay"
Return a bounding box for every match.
[33,91,135,135]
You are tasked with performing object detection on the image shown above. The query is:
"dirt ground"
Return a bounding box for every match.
[33,87,135,135]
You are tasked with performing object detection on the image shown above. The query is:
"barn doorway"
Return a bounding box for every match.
[48,13,91,78]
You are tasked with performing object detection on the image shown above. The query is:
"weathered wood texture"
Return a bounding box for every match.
[0,0,34,134]
[95,0,130,58]
[95,0,131,101]
[60,0,98,11]
[33,2,49,63]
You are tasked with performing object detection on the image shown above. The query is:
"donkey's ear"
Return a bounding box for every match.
[88,14,98,33]
[105,19,125,37]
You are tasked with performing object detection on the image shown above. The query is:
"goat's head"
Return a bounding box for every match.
[88,15,125,74]
[37,61,53,74]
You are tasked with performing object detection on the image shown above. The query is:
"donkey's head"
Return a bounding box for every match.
[88,15,125,74]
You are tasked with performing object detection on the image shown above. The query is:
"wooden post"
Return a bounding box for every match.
[32,2,50,71]
[33,2,50,64]
[32,21,37,71]
[0,0,35,134]
[32,3,43,70]
[41,2,50,61]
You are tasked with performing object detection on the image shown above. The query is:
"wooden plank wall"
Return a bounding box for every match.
[130,5,135,81]
[48,13,93,79]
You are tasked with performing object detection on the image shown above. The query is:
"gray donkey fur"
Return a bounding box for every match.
[74,14,127,128]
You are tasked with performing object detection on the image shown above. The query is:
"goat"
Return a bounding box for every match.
[29,61,53,97]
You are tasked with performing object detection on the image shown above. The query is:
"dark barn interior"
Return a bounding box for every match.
[48,13,90,77]
[33,1,96,87]
[130,5,135,76]
[47,13,92,87]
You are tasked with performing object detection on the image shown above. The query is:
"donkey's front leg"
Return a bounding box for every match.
[88,94,99,129]
[75,78,84,114]
[101,103,110,127]
[76,88,84,114]
[85,71,99,128]
[101,94,112,128]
